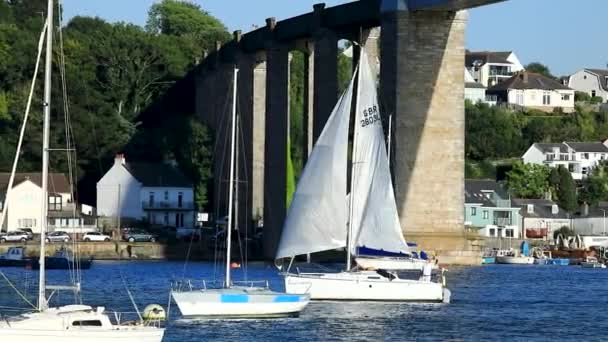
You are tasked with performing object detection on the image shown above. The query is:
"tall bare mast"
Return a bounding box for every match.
[225,68,239,287]
[39,0,53,311]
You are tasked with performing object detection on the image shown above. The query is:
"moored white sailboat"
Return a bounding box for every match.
[276,50,450,302]
[0,2,165,340]
[171,68,309,318]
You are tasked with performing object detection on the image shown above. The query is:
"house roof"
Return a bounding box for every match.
[465,179,508,206]
[565,142,608,153]
[0,173,71,194]
[123,163,193,188]
[533,142,608,154]
[487,72,572,91]
[585,69,608,91]
[535,143,569,154]
[466,82,486,89]
[512,198,569,219]
[465,51,512,67]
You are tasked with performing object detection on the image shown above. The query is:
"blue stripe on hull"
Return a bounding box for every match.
[220,294,249,303]
[273,295,303,303]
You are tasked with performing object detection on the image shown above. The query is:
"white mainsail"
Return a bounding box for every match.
[275,74,356,260]
[349,52,410,255]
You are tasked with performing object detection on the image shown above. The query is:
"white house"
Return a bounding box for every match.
[522,141,608,180]
[464,68,489,104]
[487,71,575,113]
[0,173,96,233]
[512,199,570,239]
[568,69,608,103]
[97,154,195,229]
[465,51,525,87]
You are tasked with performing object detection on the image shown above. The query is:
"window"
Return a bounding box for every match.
[505,229,514,238]
[164,212,169,225]
[471,207,477,216]
[176,213,180,228]
[489,228,496,237]
[561,94,570,101]
[149,192,155,207]
[592,90,596,97]
[516,90,524,105]
[178,192,183,208]
[18,219,36,228]
[72,320,102,327]
[583,153,589,160]
[48,195,62,211]
[542,91,551,105]
[527,204,534,214]
[483,211,489,219]
[164,191,169,201]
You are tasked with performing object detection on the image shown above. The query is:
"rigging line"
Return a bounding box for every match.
[0,272,37,310]
[233,96,251,279]
[57,0,83,297]
[213,89,232,281]
[0,20,48,233]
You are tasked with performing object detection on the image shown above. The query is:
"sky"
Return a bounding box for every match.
[62,0,608,76]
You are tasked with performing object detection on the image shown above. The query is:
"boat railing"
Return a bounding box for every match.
[172,279,269,290]
[111,311,164,328]
[231,280,270,289]
[295,263,338,275]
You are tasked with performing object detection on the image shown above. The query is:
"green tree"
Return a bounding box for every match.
[506,162,551,198]
[525,62,555,79]
[556,166,577,212]
[580,161,608,206]
[146,0,230,54]
[575,91,591,103]
[466,102,525,160]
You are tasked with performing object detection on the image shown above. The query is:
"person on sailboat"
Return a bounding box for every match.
[420,258,434,282]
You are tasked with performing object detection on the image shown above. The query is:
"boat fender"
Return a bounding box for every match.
[142,304,166,321]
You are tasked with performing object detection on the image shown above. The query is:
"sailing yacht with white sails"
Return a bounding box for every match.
[276,50,450,302]
[0,1,165,340]
[171,68,309,318]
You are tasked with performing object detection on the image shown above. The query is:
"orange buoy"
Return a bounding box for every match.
[230,262,241,268]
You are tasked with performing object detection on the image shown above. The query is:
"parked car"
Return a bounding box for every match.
[16,228,34,240]
[45,231,71,243]
[0,231,29,243]
[122,229,158,243]
[82,232,111,242]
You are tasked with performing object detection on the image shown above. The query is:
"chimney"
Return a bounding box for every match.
[115,154,126,166]
[581,202,589,217]
[521,71,529,84]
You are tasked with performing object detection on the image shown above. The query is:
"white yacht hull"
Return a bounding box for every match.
[0,306,164,342]
[171,287,310,318]
[581,262,606,269]
[283,272,445,302]
[0,329,164,342]
[355,256,432,271]
[495,256,535,265]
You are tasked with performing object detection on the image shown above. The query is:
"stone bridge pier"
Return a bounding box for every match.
[194,0,506,265]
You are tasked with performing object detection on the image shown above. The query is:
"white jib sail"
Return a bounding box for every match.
[275,73,356,260]
[350,51,410,255]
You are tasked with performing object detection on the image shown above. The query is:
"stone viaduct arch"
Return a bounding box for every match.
[194,0,507,264]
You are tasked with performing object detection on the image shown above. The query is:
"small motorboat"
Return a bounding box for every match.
[581,257,606,269]
[0,246,30,267]
[495,255,535,264]
[30,247,93,270]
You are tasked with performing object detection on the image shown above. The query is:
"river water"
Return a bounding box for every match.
[1,261,607,341]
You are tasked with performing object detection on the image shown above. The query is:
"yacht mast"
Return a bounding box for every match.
[39,0,53,311]
[346,52,363,272]
[225,68,239,287]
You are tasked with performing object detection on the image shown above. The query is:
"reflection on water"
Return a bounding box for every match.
[1,262,608,341]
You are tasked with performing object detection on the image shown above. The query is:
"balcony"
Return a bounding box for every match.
[493,217,513,226]
[545,154,577,162]
[142,201,195,210]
